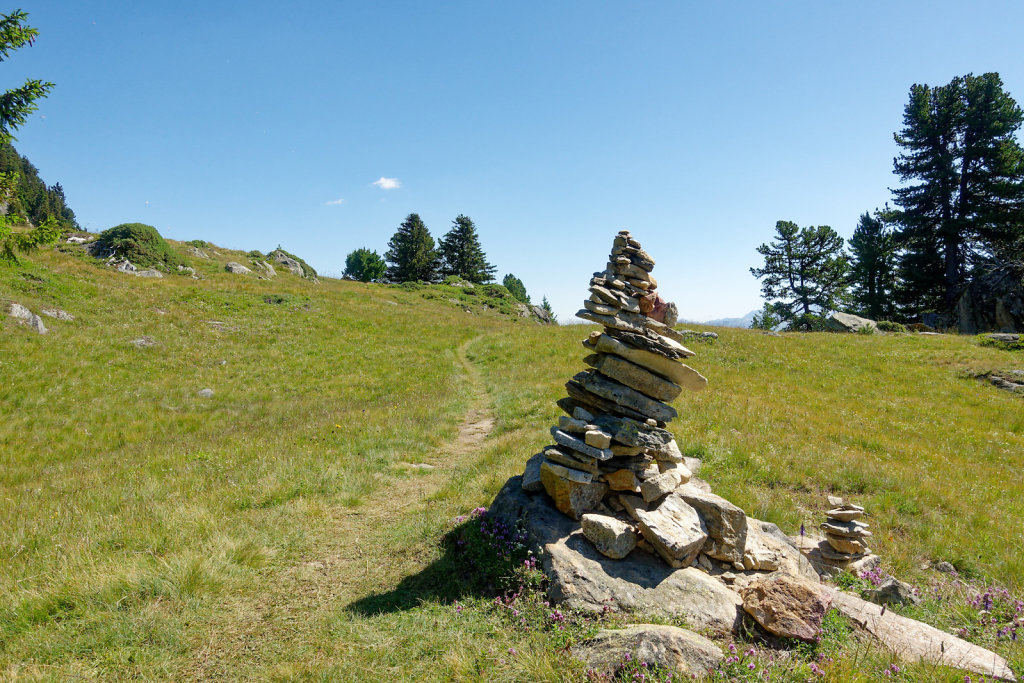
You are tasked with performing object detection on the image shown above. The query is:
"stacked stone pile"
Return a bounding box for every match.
[520,231,792,574]
[819,495,871,561]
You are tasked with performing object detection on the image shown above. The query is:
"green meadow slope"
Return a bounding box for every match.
[1,240,1022,680]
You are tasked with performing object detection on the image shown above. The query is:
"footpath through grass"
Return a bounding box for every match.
[2,241,1023,680]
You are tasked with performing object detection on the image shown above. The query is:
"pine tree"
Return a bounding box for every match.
[541,295,556,322]
[437,214,496,283]
[343,247,386,282]
[750,220,849,330]
[848,211,897,320]
[0,10,53,144]
[384,213,438,282]
[502,274,530,303]
[891,73,1024,317]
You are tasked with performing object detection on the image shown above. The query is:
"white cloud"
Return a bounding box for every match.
[372,176,401,190]
[325,198,345,206]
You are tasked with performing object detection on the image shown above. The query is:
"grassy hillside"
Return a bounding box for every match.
[1,240,1022,680]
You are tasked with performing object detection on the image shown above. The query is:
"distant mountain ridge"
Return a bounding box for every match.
[680,309,759,328]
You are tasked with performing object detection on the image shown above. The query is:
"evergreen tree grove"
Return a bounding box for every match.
[502,274,530,303]
[384,213,438,282]
[891,72,1024,317]
[437,214,496,283]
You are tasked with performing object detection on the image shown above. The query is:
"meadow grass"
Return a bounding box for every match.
[1,241,1022,680]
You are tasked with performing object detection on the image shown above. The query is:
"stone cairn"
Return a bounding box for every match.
[819,495,871,562]
[519,230,774,569]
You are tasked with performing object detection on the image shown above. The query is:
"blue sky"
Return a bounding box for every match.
[6,1,1024,321]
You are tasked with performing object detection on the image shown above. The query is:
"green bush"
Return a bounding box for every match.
[186,239,209,248]
[94,223,186,271]
[876,320,907,333]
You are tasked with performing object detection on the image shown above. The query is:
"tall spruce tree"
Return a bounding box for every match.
[437,214,496,283]
[891,73,1024,317]
[848,211,897,320]
[384,213,438,282]
[502,274,530,303]
[750,220,849,330]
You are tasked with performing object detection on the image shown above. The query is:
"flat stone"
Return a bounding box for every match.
[621,493,708,569]
[591,414,675,455]
[540,461,607,520]
[566,381,650,423]
[826,587,1016,682]
[588,353,683,402]
[551,427,613,461]
[826,311,877,333]
[575,308,648,334]
[583,298,619,316]
[610,443,644,457]
[826,507,864,522]
[741,572,828,642]
[571,625,722,678]
[574,370,677,423]
[544,447,600,475]
[589,285,640,314]
[572,406,594,422]
[522,452,545,493]
[581,513,638,559]
[606,328,694,360]
[825,534,868,555]
[677,484,748,564]
[640,469,683,503]
[558,415,588,433]
[820,543,867,561]
[605,469,641,492]
[820,520,872,539]
[590,334,707,391]
[488,477,742,634]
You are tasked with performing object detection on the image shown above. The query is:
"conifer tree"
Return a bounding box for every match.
[384,213,438,282]
[502,274,530,303]
[0,10,53,144]
[541,295,556,322]
[848,211,897,320]
[750,221,849,330]
[343,247,386,282]
[891,73,1024,316]
[437,214,496,283]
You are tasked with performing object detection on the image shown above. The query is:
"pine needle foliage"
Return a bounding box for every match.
[385,213,439,283]
[437,214,496,284]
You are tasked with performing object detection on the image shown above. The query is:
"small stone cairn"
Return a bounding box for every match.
[819,495,873,563]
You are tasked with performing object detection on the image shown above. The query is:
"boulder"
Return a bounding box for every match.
[571,625,723,678]
[864,576,920,606]
[826,312,878,333]
[639,469,683,503]
[136,269,164,278]
[743,518,819,580]
[677,484,748,564]
[225,262,252,275]
[187,246,209,258]
[826,587,1016,681]
[580,513,637,559]
[489,478,742,634]
[521,452,545,493]
[741,572,829,642]
[6,302,47,334]
[957,266,1024,333]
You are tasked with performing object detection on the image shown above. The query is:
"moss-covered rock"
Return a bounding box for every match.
[93,223,186,272]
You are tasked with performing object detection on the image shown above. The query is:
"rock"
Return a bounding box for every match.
[584,429,612,449]
[565,380,652,423]
[957,266,1024,333]
[793,534,880,578]
[187,246,209,258]
[550,427,613,461]
[225,262,252,275]
[522,452,545,493]
[570,624,723,678]
[66,235,88,244]
[820,520,871,539]
[488,478,742,633]
[744,519,819,580]
[558,415,588,434]
[581,513,637,559]
[254,260,276,277]
[935,561,957,574]
[544,446,600,474]
[136,269,164,278]
[741,572,829,642]
[587,353,683,402]
[621,493,708,569]
[825,587,1016,681]
[197,388,214,398]
[605,469,641,492]
[130,336,156,348]
[177,265,196,276]
[864,577,920,606]
[530,304,554,324]
[540,461,608,519]
[6,302,48,334]
[590,333,706,391]
[574,370,678,423]
[40,308,73,321]
[576,308,649,335]
[677,484,748,564]
[826,311,878,333]
[270,249,313,278]
[825,535,869,555]
[606,328,695,360]
[639,469,683,503]
[825,506,864,522]
[583,298,620,317]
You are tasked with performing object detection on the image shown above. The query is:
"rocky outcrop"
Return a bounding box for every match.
[958,267,1024,333]
[6,302,48,334]
[826,312,877,333]
[225,261,252,275]
[571,624,723,678]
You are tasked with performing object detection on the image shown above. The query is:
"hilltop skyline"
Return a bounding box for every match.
[7,1,1024,321]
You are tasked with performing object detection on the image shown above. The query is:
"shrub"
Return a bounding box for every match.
[876,320,907,333]
[94,223,186,271]
[186,239,209,248]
